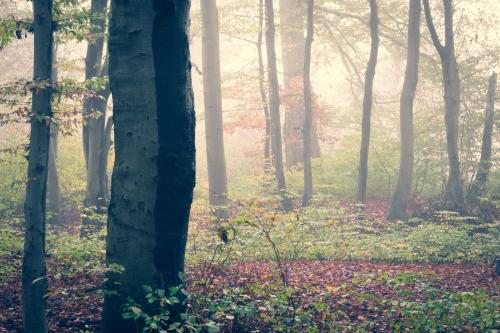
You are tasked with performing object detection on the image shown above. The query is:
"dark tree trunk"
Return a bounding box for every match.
[265,0,292,211]
[81,0,111,237]
[22,0,53,332]
[302,0,314,207]
[388,0,421,220]
[258,0,271,175]
[102,1,195,332]
[467,72,497,202]
[423,0,464,211]
[279,0,320,167]
[200,0,228,217]
[357,0,379,204]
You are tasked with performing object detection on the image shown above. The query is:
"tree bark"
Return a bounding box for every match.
[423,0,464,211]
[257,0,272,176]
[81,0,110,237]
[200,0,228,217]
[22,0,53,332]
[467,72,497,203]
[302,0,314,207]
[388,0,421,220]
[102,1,195,332]
[279,0,320,167]
[357,0,379,204]
[266,0,292,211]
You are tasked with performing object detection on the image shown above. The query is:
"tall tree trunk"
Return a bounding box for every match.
[357,0,379,204]
[200,0,228,218]
[423,0,464,211]
[388,0,421,220]
[266,0,292,211]
[279,0,320,167]
[102,1,195,332]
[258,0,271,176]
[22,0,53,332]
[467,72,497,202]
[302,0,314,207]
[47,43,60,225]
[82,0,107,168]
[81,0,110,237]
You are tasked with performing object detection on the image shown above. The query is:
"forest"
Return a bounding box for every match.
[0,0,499,332]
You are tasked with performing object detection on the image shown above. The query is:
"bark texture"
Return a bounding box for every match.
[266,0,292,211]
[200,0,228,211]
[388,0,421,220]
[357,0,379,204]
[22,0,53,332]
[102,1,195,332]
[302,0,315,207]
[423,0,464,211]
[467,72,497,202]
[279,0,320,167]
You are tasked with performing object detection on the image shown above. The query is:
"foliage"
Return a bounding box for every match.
[47,230,105,275]
[119,272,498,333]
[121,278,220,333]
[187,199,500,266]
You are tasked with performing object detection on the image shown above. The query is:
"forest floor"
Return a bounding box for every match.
[0,198,499,332]
[0,256,498,332]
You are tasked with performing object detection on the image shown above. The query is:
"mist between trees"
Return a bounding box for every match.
[0,0,499,332]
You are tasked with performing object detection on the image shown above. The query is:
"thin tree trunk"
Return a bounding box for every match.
[467,72,497,202]
[357,0,379,204]
[302,0,314,207]
[280,0,320,167]
[265,0,292,211]
[83,0,107,167]
[257,0,272,176]
[423,0,464,211]
[103,1,195,332]
[200,0,228,218]
[388,0,421,220]
[46,127,60,225]
[47,43,60,225]
[81,0,110,237]
[22,0,53,332]
[99,116,113,202]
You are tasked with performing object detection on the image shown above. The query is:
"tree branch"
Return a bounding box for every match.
[423,0,446,57]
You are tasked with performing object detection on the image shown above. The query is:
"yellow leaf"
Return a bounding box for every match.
[131,306,142,315]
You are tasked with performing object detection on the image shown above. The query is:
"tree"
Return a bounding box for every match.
[81,0,111,237]
[265,0,292,211]
[303,0,314,206]
[279,0,320,167]
[357,0,379,204]
[200,0,228,217]
[257,0,272,175]
[423,0,464,211]
[467,72,497,203]
[102,0,195,331]
[47,44,60,225]
[388,0,421,220]
[22,0,53,331]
